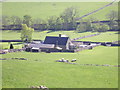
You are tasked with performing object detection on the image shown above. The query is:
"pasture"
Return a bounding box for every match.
[1,30,119,88]
[1,30,119,49]
[0,42,23,49]
[2,2,118,20]
[1,1,119,89]
[2,46,118,88]
[1,30,119,41]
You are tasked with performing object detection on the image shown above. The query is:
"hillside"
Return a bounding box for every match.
[2,2,118,20]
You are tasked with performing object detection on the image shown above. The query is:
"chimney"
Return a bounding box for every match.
[59,34,61,37]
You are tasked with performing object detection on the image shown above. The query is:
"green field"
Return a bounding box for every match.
[1,1,119,88]
[1,30,119,41]
[2,2,118,20]
[0,42,23,49]
[2,46,118,88]
[1,31,119,88]
[79,31,119,42]
[1,30,119,50]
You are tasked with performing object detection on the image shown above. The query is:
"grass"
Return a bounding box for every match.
[0,42,23,49]
[1,1,119,88]
[1,30,119,42]
[79,31,119,42]
[2,2,118,20]
[1,30,119,49]
[2,46,119,88]
[1,30,21,40]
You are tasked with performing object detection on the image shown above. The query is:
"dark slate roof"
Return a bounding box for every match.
[44,36,69,45]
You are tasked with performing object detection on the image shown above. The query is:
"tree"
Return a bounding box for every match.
[21,24,34,42]
[92,23,109,32]
[106,10,118,30]
[92,23,100,32]
[99,24,109,32]
[60,7,79,30]
[108,20,119,30]
[33,18,47,30]
[106,10,118,21]
[47,16,57,30]
[84,19,92,31]
[2,15,11,25]
[23,15,32,27]
[76,20,87,33]
[55,17,63,30]
[11,16,22,25]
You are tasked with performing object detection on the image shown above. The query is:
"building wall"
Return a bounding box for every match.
[66,39,73,50]
[57,39,73,50]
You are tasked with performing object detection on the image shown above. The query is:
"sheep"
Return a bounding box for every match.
[31,85,48,89]
[56,59,69,63]
[39,85,49,90]
[71,59,77,62]
[56,60,63,62]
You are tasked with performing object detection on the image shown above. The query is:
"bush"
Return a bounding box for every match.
[92,23,109,32]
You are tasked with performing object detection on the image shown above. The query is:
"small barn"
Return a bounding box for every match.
[43,34,73,50]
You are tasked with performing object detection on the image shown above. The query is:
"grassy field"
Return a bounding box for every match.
[2,2,118,20]
[0,42,23,49]
[1,30,119,41]
[1,30,119,49]
[1,1,119,89]
[2,46,118,88]
[79,31,119,42]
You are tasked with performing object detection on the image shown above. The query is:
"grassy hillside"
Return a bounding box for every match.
[1,30,119,49]
[79,32,119,42]
[2,30,119,42]
[2,2,118,20]
[2,46,118,88]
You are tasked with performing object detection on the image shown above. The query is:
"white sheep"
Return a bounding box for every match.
[71,59,77,62]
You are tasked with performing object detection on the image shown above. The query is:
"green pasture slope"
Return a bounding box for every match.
[1,31,119,88]
[1,30,119,49]
[0,42,23,49]
[2,46,118,88]
[2,2,118,20]
[2,30,119,41]
[79,31,119,42]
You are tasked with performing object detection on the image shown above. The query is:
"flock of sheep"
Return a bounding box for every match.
[31,85,48,89]
[56,58,77,64]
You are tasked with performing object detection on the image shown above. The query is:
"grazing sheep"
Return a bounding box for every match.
[66,59,69,62]
[63,60,69,62]
[31,85,48,89]
[56,60,63,62]
[71,59,77,62]
[39,85,48,90]
[56,59,69,63]
[19,58,27,60]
